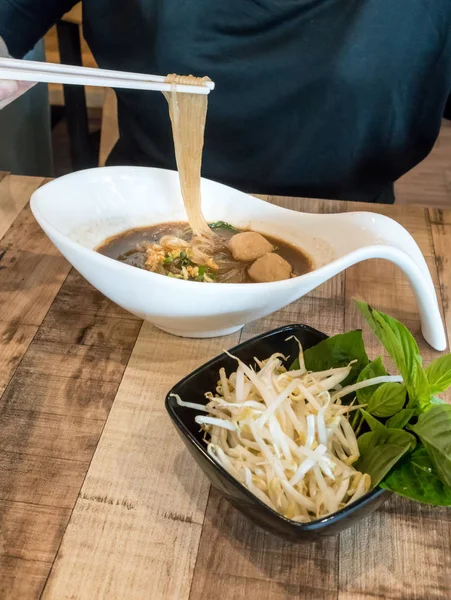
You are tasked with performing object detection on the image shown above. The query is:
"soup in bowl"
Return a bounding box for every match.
[97,222,313,284]
[30,165,446,348]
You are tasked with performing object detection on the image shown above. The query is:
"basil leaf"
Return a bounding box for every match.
[386,408,415,429]
[289,357,300,371]
[357,431,379,456]
[356,429,417,486]
[357,429,415,455]
[360,409,385,431]
[409,405,451,486]
[381,445,451,506]
[425,354,451,396]
[358,444,411,487]
[356,357,387,403]
[303,330,369,386]
[367,382,407,418]
[355,301,430,410]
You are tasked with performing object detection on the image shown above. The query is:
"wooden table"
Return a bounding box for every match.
[1,173,450,600]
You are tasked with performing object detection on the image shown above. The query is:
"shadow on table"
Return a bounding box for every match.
[172,447,398,595]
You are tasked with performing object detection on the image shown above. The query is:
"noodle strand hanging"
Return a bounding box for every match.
[96,72,312,284]
[164,74,213,238]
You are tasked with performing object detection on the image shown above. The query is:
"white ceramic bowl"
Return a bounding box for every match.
[30,166,446,349]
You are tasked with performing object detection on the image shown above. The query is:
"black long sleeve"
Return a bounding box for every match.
[0,0,78,57]
[1,0,451,204]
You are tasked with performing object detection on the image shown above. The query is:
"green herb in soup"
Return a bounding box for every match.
[97,221,312,284]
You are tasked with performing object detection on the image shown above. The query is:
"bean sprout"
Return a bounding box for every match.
[171,345,397,522]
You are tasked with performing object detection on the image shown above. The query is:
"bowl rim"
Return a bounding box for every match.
[165,323,389,531]
[29,165,363,291]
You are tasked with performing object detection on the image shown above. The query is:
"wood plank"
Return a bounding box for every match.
[0,321,37,395]
[0,374,121,421]
[99,88,119,167]
[34,311,140,348]
[190,199,347,600]
[337,202,451,600]
[49,270,141,320]
[429,207,451,226]
[0,204,70,327]
[191,489,338,600]
[0,556,50,600]
[0,500,70,562]
[0,266,143,596]
[18,340,130,383]
[0,452,88,508]
[42,327,242,600]
[428,208,451,349]
[0,175,41,241]
[338,500,451,600]
[0,177,67,393]
[0,409,103,462]
[191,489,339,600]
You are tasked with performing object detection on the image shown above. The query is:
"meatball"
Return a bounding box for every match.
[228,231,274,262]
[248,253,292,282]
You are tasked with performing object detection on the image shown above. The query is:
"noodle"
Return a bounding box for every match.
[164,74,213,237]
[96,74,312,283]
[98,222,313,283]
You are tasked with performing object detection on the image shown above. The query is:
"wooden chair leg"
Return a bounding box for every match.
[56,20,96,171]
[99,88,119,167]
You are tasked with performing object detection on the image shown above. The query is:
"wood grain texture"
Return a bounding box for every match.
[429,207,451,349]
[2,188,451,599]
[0,556,51,600]
[99,88,119,167]
[0,175,41,242]
[337,202,451,600]
[0,174,93,580]
[0,204,70,329]
[0,177,59,392]
[0,178,143,598]
[0,500,71,562]
[42,326,242,600]
[44,196,451,600]
[0,272,142,598]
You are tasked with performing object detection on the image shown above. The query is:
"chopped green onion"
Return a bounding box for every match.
[209,221,238,232]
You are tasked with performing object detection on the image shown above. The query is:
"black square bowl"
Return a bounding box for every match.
[165,324,389,542]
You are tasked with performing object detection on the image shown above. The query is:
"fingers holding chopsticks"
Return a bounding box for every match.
[0,79,36,110]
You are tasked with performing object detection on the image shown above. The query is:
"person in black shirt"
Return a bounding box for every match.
[1,0,451,203]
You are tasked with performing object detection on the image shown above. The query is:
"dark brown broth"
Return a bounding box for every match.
[97,222,312,282]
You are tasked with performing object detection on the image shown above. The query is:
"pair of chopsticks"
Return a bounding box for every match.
[0,57,215,95]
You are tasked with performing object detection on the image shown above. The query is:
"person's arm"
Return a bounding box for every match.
[0,0,78,58]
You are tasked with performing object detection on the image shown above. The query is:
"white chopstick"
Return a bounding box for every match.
[0,57,215,95]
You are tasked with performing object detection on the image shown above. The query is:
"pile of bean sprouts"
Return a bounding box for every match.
[173,340,402,522]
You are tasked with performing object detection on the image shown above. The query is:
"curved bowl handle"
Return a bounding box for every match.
[320,212,447,351]
[340,245,447,351]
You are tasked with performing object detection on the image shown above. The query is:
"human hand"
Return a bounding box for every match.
[0,79,36,109]
[0,37,36,109]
